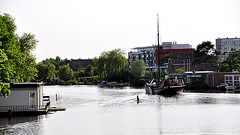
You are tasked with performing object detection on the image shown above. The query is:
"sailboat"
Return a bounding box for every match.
[145,14,185,95]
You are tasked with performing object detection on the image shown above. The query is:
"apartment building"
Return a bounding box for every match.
[216,37,240,61]
[128,42,194,71]
[128,45,156,69]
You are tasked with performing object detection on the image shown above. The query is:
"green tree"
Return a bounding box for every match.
[58,65,74,81]
[41,56,63,70]
[193,41,219,70]
[152,70,167,78]
[0,49,7,71]
[0,13,18,82]
[79,70,85,77]
[85,65,93,76]
[219,52,240,72]
[0,82,10,97]
[15,32,38,82]
[0,13,38,82]
[130,59,146,78]
[175,68,185,73]
[94,48,127,81]
[0,49,10,97]
[36,63,56,82]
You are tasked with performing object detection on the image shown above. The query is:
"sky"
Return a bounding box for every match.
[1,0,240,62]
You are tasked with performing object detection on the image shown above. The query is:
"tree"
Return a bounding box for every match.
[0,49,10,97]
[15,32,38,82]
[0,82,10,97]
[219,52,240,72]
[58,65,74,81]
[193,41,219,70]
[152,70,167,78]
[130,59,146,78]
[0,13,38,82]
[0,13,18,82]
[175,68,185,73]
[94,49,127,81]
[85,65,93,76]
[41,56,63,70]
[36,63,56,82]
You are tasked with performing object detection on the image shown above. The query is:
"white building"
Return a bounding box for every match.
[216,37,240,61]
[128,45,156,70]
[128,42,192,71]
[162,42,192,49]
[0,82,50,116]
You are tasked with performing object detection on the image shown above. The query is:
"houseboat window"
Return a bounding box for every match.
[30,93,36,108]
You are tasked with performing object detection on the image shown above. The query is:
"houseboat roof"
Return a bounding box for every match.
[184,71,214,75]
[10,82,44,88]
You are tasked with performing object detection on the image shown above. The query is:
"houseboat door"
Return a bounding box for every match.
[29,93,36,110]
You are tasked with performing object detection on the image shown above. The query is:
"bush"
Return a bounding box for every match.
[134,79,149,87]
[92,76,100,84]
[59,80,68,85]
[67,80,78,85]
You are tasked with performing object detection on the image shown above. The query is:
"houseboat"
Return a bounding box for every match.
[0,82,50,116]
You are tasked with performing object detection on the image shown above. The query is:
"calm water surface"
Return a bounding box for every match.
[1,85,240,135]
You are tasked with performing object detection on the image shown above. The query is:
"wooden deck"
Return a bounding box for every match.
[49,107,66,111]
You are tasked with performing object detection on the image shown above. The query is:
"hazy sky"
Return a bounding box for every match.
[1,0,240,62]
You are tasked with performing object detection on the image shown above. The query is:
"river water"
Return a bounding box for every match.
[1,85,240,135]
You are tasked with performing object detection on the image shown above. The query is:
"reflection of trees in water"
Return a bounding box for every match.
[0,115,44,134]
[197,97,217,104]
[0,115,43,126]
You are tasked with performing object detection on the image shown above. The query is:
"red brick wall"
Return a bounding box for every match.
[155,48,195,65]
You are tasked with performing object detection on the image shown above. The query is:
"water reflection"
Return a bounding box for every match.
[0,116,44,134]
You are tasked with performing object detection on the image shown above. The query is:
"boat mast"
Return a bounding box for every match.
[157,14,161,79]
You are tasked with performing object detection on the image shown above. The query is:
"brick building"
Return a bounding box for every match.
[64,59,94,71]
[183,71,240,88]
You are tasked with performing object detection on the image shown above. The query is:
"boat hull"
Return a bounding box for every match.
[145,85,184,95]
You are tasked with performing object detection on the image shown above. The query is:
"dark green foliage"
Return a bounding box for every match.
[92,76,100,83]
[193,41,219,70]
[58,65,74,81]
[0,82,10,97]
[134,79,149,87]
[219,52,240,72]
[35,63,56,82]
[175,68,185,73]
[152,70,167,78]
[85,65,94,76]
[41,56,63,70]
[130,59,146,78]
